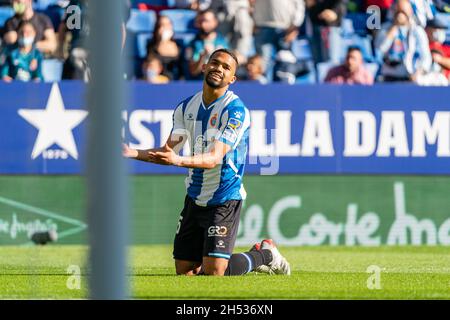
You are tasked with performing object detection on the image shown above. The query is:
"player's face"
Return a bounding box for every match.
[203,52,237,89]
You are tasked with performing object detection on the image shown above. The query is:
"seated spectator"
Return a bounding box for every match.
[146,15,181,80]
[142,55,170,84]
[415,16,450,85]
[241,54,268,84]
[185,9,229,79]
[1,21,43,82]
[3,0,57,55]
[375,4,432,82]
[253,0,305,80]
[324,46,374,84]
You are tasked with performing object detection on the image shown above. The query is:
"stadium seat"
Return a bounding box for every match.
[365,62,380,79]
[174,32,196,47]
[0,6,14,28]
[136,32,152,58]
[340,35,374,62]
[159,9,197,33]
[317,61,336,83]
[41,59,63,82]
[291,38,313,61]
[126,8,157,33]
[434,12,450,43]
[296,61,317,84]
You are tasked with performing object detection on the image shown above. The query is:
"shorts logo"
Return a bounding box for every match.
[208,226,228,237]
[216,240,226,249]
[228,118,242,130]
[187,113,194,121]
[210,114,218,127]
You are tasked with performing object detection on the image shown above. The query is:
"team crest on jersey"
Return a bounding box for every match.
[210,113,218,127]
[228,118,242,131]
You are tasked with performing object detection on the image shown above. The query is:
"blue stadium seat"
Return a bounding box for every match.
[340,35,374,62]
[365,62,380,79]
[174,32,196,47]
[291,38,313,61]
[159,9,197,33]
[126,9,157,33]
[317,61,336,83]
[434,12,450,43]
[296,61,317,84]
[136,32,152,58]
[0,7,14,28]
[41,59,63,82]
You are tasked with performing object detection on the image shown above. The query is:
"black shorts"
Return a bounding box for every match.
[173,195,242,262]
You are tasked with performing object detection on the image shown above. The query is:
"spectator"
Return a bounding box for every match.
[58,0,130,80]
[3,0,57,55]
[185,9,229,79]
[375,4,432,82]
[324,46,374,84]
[1,21,43,82]
[146,15,181,80]
[58,0,89,80]
[142,55,170,84]
[409,0,435,27]
[209,0,254,59]
[307,0,346,64]
[415,16,450,84]
[427,17,450,80]
[253,0,305,80]
[241,54,268,83]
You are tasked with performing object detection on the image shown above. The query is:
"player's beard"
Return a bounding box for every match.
[205,71,225,89]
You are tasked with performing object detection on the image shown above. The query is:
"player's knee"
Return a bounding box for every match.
[202,262,227,276]
[175,260,201,275]
[203,266,226,276]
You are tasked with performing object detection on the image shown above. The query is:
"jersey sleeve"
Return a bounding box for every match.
[171,102,186,136]
[216,101,250,149]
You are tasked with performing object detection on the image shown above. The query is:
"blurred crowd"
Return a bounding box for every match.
[0,0,449,85]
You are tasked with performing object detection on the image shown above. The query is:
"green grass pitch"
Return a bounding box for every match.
[1,245,449,299]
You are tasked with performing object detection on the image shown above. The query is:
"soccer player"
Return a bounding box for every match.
[123,48,290,276]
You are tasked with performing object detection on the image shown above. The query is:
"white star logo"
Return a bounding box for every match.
[18,83,88,160]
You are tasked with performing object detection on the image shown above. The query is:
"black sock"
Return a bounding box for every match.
[224,249,273,276]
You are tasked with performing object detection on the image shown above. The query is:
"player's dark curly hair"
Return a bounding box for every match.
[208,48,239,67]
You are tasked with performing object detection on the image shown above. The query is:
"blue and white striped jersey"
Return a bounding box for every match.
[171,90,250,207]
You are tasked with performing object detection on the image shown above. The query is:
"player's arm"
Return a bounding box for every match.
[122,133,186,163]
[149,139,231,169]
